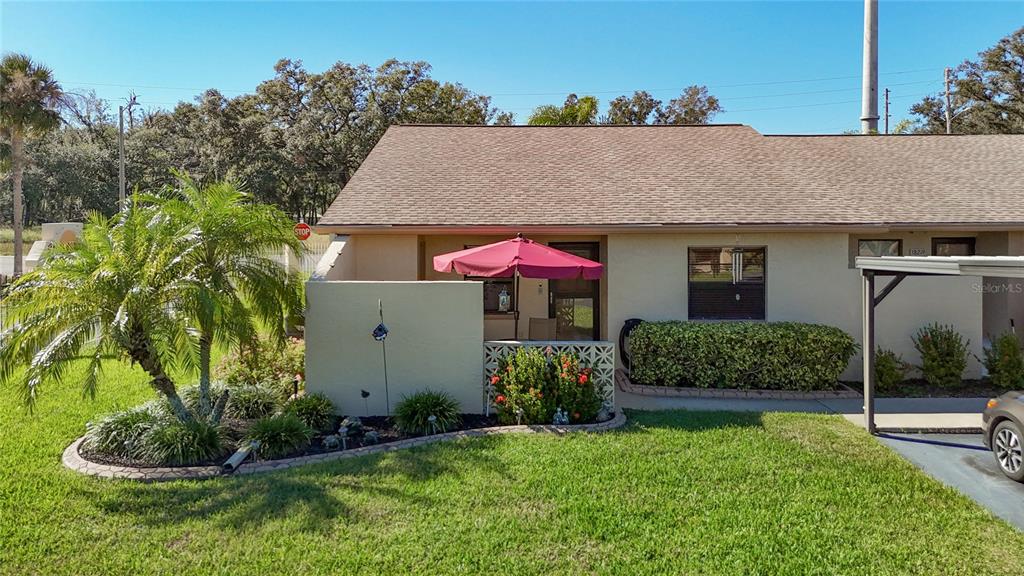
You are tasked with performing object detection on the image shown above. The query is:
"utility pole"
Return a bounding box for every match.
[860,0,879,134]
[117,93,138,209]
[944,67,953,135]
[884,88,890,135]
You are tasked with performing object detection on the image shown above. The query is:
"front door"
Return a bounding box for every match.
[548,242,601,341]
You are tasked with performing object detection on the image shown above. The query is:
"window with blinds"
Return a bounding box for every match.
[687,247,766,320]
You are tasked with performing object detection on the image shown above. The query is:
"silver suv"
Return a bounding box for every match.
[983,391,1024,483]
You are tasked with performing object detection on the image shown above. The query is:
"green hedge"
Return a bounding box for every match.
[630,321,857,391]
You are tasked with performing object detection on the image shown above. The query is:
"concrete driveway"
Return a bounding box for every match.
[878,433,1024,531]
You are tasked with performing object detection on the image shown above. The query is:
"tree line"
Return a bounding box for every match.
[2,25,1022,231]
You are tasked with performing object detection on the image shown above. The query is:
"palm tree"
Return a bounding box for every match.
[527,94,600,126]
[0,202,197,421]
[148,173,305,422]
[0,53,63,276]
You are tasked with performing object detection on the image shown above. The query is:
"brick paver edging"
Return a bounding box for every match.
[62,410,628,482]
[616,369,860,400]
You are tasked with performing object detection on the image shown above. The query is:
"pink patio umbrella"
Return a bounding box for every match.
[433,234,604,339]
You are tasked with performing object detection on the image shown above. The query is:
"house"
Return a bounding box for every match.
[305,124,1024,414]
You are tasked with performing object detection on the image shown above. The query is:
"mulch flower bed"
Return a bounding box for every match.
[301,413,499,455]
[82,414,502,469]
[875,379,1018,398]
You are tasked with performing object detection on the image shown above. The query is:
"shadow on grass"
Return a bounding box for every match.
[86,434,512,533]
[621,408,766,433]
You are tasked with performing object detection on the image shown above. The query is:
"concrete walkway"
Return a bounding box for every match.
[618,391,987,431]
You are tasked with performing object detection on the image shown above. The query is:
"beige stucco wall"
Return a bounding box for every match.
[1011,232,1024,332]
[607,232,985,380]
[325,229,1014,382]
[316,235,356,280]
[305,280,484,415]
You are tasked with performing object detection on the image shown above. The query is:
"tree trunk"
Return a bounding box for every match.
[209,389,230,426]
[128,332,193,423]
[11,130,24,277]
[198,331,213,418]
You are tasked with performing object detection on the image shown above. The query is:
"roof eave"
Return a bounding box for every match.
[313,222,1024,236]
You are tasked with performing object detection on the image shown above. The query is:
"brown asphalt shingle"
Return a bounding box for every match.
[318,124,1024,228]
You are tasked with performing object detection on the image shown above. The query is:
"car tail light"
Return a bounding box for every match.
[987,398,999,409]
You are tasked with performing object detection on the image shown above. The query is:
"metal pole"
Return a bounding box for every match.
[513,272,520,341]
[860,0,879,134]
[862,271,876,434]
[118,105,126,209]
[884,88,890,135]
[379,300,390,416]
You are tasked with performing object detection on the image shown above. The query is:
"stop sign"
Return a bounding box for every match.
[294,222,311,241]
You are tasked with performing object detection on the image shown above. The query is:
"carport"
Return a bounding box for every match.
[857,256,1024,433]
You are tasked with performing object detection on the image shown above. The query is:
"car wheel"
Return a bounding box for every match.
[992,420,1024,482]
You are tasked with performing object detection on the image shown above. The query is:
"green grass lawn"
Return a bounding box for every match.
[2,359,1024,575]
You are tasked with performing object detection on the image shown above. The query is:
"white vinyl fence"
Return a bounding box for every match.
[269,233,332,276]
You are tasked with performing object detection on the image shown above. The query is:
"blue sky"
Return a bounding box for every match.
[2,1,1020,134]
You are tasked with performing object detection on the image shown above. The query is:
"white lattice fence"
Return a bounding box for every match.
[483,341,616,414]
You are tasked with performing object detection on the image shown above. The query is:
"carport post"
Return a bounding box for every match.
[862,271,876,434]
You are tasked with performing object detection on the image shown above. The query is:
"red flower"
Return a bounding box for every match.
[573,412,581,420]
[495,394,506,404]
[490,375,500,385]
[578,374,588,385]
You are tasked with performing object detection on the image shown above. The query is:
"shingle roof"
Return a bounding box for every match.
[318,124,1024,228]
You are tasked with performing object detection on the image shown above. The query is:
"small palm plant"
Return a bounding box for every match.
[0,202,197,421]
[146,172,305,423]
[0,174,305,426]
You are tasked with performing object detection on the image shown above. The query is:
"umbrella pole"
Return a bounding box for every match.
[514,272,520,341]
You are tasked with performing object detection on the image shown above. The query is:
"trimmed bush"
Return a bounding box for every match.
[912,323,969,388]
[284,393,336,432]
[875,348,909,393]
[140,419,225,466]
[984,332,1024,390]
[82,402,165,461]
[630,321,857,391]
[247,413,313,460]
[394,390,462,436]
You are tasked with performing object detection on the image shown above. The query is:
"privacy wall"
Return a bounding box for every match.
[305,281,484,415]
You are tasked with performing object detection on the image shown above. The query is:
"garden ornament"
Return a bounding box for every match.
[553,408,569,425]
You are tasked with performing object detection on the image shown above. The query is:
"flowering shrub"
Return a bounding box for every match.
[215,337,305,400]
[551,352,602,423]
[492,347,551,425]
[490,347,602,425]
[912,323,969,388]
